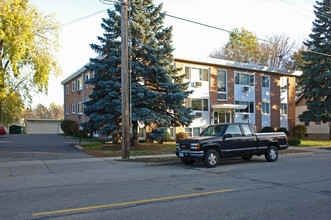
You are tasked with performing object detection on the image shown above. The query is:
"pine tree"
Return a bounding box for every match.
[84,0,194,145]
[299,0,331,139]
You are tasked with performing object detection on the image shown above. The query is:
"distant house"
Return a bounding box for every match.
[295,93,330,138]
[61,56,301,139]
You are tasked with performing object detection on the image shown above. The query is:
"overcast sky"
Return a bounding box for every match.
[31,0,316,107]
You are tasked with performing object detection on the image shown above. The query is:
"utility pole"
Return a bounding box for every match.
[121,0,130,159]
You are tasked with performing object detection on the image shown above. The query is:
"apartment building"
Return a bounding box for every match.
[61,57,301,139]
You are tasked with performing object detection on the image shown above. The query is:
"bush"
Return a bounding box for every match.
[176,132,188,141]
[277,127,289,136]
[293,124,307,139]
[60,120,77,135]
[288,138,301,146]
[70,122,80,137]
[148,127,170,144]
[260,126,275,133]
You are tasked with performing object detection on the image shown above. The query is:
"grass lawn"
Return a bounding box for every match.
[299,138,331,147]
[82,142,176,157]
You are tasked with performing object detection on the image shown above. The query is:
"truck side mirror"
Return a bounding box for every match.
[223,133,232,140]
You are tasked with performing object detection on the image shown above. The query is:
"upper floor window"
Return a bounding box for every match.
[185,98,208,111]
[217,69,227,100]
[280,77,288,90]
[85,73,90,83]
[280,103,287,115]
[66,105,69,115]
[185,67,208,81]
[262,102,270,114]
[235,72,254,86]
[72,103,75,114]
[66,85,69,94]
[72,81,75,92]
[235,101,254,113]
[262,75,270,88]
[77,78,83,91]
[77,102,83,114]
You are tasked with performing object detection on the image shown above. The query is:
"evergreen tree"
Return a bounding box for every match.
[84,0,194,145]
[299,0,331,139]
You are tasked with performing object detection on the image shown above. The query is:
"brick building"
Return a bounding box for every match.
[61,57,301,139]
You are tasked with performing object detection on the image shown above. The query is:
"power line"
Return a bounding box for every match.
[62,9,109,26]
[163,13,331,57]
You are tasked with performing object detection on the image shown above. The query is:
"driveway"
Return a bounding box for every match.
[0,134,91,162]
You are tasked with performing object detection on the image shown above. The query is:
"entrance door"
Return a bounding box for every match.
[214,111,231,124]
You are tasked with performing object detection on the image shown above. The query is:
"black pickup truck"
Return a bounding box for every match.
[176,123,288,167]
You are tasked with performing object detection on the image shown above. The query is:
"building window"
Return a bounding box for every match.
[262,102,270,114]
[187,98,208,111]
[235,101,254,113]
[66,105,69,115]
[85,73,90,83]
[138,127,145,138]
[72,103,75,114]
[169,127,175,139]
[280,103,287,115]
[280,77,288,90]
[217,69,227,100]
[185,128,192,137]
[193,128,200,137]
[72,81,75,92]
[235,72,254,86]
[66,85,69,94]
[184,67,208,81]
[262,75,270,88]
[77,78,83,91]
[77,102,83,114]
[304,121,309,126]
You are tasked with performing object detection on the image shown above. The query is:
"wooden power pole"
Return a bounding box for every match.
[121,0,130,159]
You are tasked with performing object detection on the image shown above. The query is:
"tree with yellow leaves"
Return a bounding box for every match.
[0,0,61,126]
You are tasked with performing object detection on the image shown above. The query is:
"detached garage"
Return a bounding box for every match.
[25,119,64,134]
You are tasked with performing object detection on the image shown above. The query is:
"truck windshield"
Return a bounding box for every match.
[200,125,226,136]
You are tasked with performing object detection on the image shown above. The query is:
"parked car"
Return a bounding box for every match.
[0,126,6,135]
[176,123,288,167]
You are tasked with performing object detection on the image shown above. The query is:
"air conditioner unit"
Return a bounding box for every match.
[243,114,249,119]
[192,82,202,87]
[242,86,249,92]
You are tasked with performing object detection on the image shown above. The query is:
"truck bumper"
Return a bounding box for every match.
[175,150,204,159]
[279,145,289,150]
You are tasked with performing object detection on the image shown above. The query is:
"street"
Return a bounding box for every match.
[0,146,330,220]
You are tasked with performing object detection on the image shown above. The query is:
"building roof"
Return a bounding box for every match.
[175,56,302,76]
[61,56,302,85]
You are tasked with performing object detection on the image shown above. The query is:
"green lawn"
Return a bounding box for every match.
[299,138,331,147]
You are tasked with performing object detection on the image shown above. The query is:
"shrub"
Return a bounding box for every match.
[260,126,275,133]
[288,138,301,146]
[60,120,77,135]
[293,124,307,139]
[277,127,289,136]
[70,122,79,137]
[176,132,188,141]
[148,127,169,144]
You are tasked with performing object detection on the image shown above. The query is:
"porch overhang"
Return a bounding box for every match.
[211,104,247,110]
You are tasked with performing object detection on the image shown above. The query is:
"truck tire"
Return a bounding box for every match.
[181,159,195,165]
[242,155,252,160]
[203,149,219,168]
[265,146,278,162]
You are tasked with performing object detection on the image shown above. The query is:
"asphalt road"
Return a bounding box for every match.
[0,147,330,220]
[0,134,91,162]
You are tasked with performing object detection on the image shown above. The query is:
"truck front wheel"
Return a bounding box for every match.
[265,146,278,162]
[204,149,219,168]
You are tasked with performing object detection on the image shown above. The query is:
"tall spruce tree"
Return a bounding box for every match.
[84,0,194,145]
[299,0,331,139]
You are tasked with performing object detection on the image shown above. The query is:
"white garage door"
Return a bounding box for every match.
[27,121,61,134]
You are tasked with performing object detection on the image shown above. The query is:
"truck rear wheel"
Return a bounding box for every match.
[203,149,219,168]
[265,146,278,162]
[181,159,195,165]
